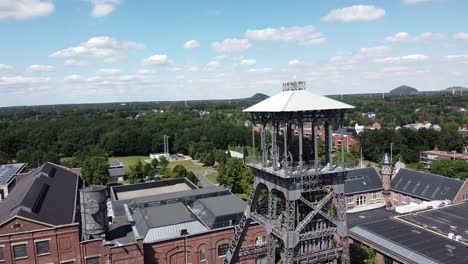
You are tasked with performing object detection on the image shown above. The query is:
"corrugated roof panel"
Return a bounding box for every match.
[143,221,208,243]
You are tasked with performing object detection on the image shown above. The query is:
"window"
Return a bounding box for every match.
[218,243,229,257]
[347,196,354,204]
[255,236,266,246]
[384,255,393,264]
[357,196,366,206]
[370,192,381,200]
[13,244,27,259]
[411,197,417,204]
[199,248,206,262]
[256,257,268,264]
[61,261,75,264]
[36,240,50,255]
[393,193,399,201]
[464,192,468,201]
[86,256,100,264]
[0,246,4,261]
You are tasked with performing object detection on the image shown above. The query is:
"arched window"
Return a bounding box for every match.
[199,248,206,262]
[255,236,266,246]
[218,243,229,257]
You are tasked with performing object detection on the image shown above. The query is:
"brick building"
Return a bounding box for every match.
[420,150,468,169]
[344,155,468,212]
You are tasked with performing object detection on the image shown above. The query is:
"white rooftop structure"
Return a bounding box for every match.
[243,89,354,113]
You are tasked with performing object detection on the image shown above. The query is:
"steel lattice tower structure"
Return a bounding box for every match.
[224,81,354,264]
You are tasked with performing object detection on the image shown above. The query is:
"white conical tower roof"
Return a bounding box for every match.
[243,89,354,113]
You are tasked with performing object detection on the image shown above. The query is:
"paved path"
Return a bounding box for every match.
[193,170,215,187]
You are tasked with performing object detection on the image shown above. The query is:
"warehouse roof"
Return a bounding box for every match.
[243,89,354,113]
[0,162,80,226]
[350,218,468,264]
[344,167,382,195]
[192,195,246,217]
[391,168,464,201]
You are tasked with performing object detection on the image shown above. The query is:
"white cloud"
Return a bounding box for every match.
[375,54,429,64]
[453,32,468,40]
[64,59,89,67]
[444,54,468,64]
[248,68,273,73]
[206,61,220,67]
[212,38,251,53]
[89,0,121,17]
[0,64,13,71]
[136,69,156,75]
[385,32,444,43]
[0,75,50,85]
[288,59,302,65]
[97,68,122,75]
[64,74,83,82]
[322,5,385,23]
[240,59,256,66]
[245,25,326,46]
[403,0,430,4]
[26,64,55,73]
[359,46,391,57]
[142,54,170,65]
[50,36,144,58]
[0,0,54,20]
[183,40,200,49]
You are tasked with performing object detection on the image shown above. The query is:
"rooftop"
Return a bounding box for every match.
[0,162,80,226]
[350,218,468,264]
[391,168,465,202]
[347,207,396,228]
[243,89,354,113]
[0,163,27,185]
[344,167,382,195]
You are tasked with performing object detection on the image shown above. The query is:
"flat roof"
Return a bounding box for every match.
[399,203,468,239]
[116,183,192,200]
[194,195,247,217]
[0,163,26,185]
[350,218,468,264]
[347,207,396,228]
[139,203,199,228]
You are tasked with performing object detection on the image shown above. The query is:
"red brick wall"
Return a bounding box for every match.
[453,180,468,204]
[0,217,81,264]
[145,224,266,264]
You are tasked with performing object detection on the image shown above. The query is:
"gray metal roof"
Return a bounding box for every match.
[347,207,396,228]
[193,195,247,216]
[350,218,468,264]
[243,90,354,113]
[390,168,464,201]
[143,221,208,243]
[0,163,26,185]
[109,167,125,177]
[137,203,199,228]
[0,162,79,226]
[344,167,382,195]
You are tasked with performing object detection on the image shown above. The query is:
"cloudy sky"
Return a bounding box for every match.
[0,0,467,106]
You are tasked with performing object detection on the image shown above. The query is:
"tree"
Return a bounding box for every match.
[203,152,215,166]
[173,164,188,178]
[81,156,109,185]
[159,156,169,169]
[0,151,9,164]
[350,244,377,264]
[430,160,468,179]
[217,162,225,185]
[151,158,159,169]
[224,158,245,193]
[143,163,155,179]
[187,171,199,186]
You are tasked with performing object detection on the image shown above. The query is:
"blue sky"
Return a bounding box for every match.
[0,0,467,106]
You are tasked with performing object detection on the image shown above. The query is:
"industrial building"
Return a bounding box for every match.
[109,178,267,264]
[348,203,468,264]
[0,162,265,264]
[420,150,468,169]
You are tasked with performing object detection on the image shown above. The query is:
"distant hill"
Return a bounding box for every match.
[248,93,269,100]
[444,86,468,94]
[389,85,418,95]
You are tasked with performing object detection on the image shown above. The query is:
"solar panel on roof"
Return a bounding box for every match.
[431,186,441,198]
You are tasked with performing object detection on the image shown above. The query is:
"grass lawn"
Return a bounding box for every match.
[109,156,149,174]
[206,171,219,184]
[167,160,207,171]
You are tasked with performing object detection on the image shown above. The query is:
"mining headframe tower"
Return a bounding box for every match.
[224,81,355,264]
